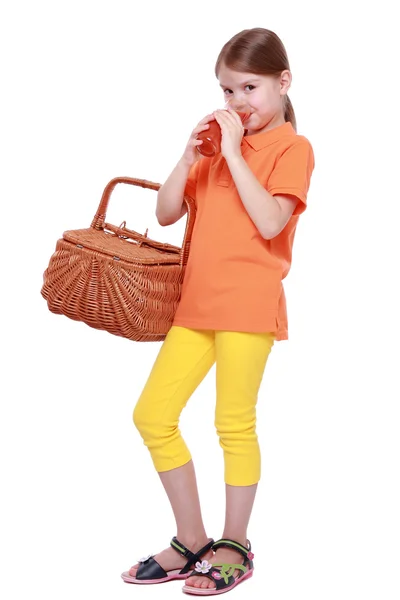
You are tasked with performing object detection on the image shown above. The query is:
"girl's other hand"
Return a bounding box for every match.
[181,114,215,166]
[213,108,244,161]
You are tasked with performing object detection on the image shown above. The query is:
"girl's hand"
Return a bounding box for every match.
[213,109,244,161]
[181,114,215,166]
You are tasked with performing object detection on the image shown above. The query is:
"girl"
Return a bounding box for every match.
[121,27,314,595]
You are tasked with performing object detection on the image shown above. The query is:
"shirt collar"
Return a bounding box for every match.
[242,121,295,151]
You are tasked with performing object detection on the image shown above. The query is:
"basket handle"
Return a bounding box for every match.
[90,176,196,267]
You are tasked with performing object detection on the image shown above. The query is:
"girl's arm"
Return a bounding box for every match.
[156,158,192,226]
[214,109,298,239]
[156,114,215,226]
[225,156,297,239]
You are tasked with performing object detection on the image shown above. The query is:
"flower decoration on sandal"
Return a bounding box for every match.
[247,551,254,560]
[137,555,152,563]
[212,571,222,580]
[194,560,213,574]
[208,563,248,585]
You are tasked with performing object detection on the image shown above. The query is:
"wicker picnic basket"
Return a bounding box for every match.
[41,176,196,342]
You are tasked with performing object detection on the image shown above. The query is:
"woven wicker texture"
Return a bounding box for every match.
[41,177,196,342]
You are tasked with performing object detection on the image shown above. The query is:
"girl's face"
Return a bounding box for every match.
[217,64,291,134]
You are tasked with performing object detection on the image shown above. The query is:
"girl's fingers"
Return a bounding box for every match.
[194,114,215,129]
[193,123,210,135]
[213,109,230,122]
[199,113,216,124]
[214,110,244,132]
[215,109,239,124]
[189,114,215,140]
[227,108,243,125]
[226,108,241,117]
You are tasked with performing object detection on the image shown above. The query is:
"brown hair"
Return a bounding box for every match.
[215,28,296,131]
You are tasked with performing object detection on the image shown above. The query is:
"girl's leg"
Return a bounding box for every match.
[128,326,216,576]
[160,461,209,545]
[222,482,258,544]
[186,330,274,589]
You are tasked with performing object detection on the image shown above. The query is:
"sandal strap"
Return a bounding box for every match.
[211,538,251,560]
[170,537,215,575]
[170,537,195,560]
[136,556,168,580]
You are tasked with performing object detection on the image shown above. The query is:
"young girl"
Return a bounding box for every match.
[121,27,314,595]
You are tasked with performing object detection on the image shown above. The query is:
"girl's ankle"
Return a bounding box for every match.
[220,533,248,546]
[176,533,212,549]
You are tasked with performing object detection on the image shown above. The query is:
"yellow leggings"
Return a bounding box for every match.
[133,326,275,486]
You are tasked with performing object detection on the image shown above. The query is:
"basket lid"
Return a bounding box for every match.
[63,228,182,265]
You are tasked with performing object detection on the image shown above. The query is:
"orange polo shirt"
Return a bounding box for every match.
[172,121,315,340]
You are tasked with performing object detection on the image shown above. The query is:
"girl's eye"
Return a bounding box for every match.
[223,89,233,95]
[245,85,255,91]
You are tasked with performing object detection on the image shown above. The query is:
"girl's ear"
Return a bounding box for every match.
[280,70,292,95]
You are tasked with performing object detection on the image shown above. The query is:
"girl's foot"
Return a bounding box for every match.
[127,538,214,578]
[185,544,246,590]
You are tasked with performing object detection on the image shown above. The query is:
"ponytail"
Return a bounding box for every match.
[284,95,297,132]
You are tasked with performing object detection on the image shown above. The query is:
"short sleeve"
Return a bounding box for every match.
[267,139,315,216]
[184,160,200,201]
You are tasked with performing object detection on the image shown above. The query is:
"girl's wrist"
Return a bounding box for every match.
[179,155,196,170]
[226,152,245,168]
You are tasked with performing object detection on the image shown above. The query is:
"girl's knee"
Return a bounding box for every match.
[215,416,257,446]
[215,409,256,434]
[133,397,172,441]
[132,402,142,431]
[132,398,154,435]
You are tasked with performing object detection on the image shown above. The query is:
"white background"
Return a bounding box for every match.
[1,1,399,599]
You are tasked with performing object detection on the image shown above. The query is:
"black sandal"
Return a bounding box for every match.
[121,537,215,584]
[182,538,254,595]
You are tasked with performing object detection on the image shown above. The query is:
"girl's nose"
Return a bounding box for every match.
[225,97,246,111]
